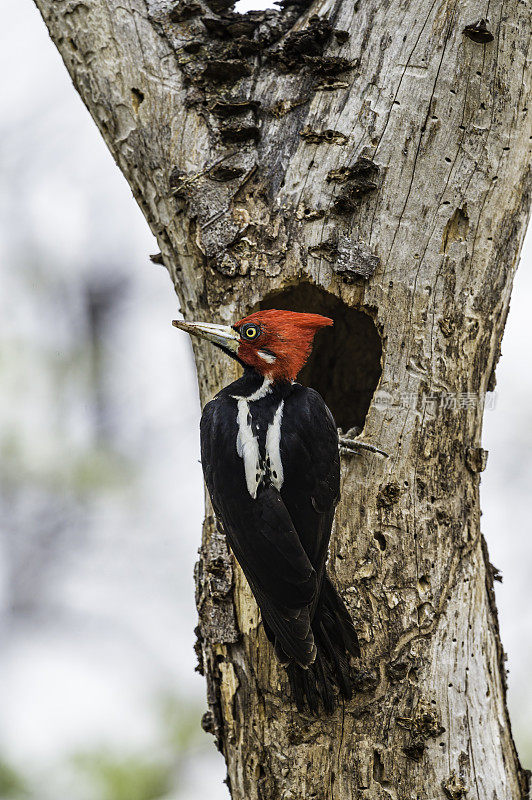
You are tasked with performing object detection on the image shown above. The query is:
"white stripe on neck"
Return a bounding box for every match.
[235,399,261,499]
[231,376,272,402]
[266,400,284,490]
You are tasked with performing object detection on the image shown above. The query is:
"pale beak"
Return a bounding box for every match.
[172,319,240,354]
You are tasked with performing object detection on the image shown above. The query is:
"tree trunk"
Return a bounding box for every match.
[33,0,531,796]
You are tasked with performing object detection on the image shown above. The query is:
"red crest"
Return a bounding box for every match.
[234,309,333,381]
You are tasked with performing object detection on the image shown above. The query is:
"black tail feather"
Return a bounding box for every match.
[285,576,359,714]
[318,616,352,699]
[286,652,336,715]
[321,575,361,659]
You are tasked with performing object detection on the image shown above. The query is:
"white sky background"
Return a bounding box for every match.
[0,0,530,793]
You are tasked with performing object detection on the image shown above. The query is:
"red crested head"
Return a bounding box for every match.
[233,309,333,382]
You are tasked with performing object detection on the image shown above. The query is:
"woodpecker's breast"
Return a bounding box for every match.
[232,380,284,499]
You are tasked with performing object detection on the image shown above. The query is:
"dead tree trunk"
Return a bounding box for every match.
[33,0,531,796]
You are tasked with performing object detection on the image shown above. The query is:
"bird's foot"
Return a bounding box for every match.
[339,436,388,458]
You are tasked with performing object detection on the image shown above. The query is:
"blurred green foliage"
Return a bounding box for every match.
[0,436,132,495]
[72,752,173,800]
[0,695,207,800]
[0,759,27,799]
[71,694,205,800]
[158,693,204,754]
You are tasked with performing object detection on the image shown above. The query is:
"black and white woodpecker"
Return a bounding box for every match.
[173,309,362,713]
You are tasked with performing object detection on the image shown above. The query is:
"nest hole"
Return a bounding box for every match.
[261,284,382,431]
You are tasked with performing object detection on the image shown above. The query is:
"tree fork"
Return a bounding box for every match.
[33,0,531,796]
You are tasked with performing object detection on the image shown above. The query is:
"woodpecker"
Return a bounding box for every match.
[173,309,360,713]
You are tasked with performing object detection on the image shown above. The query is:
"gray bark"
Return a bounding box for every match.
[32,0,531,797]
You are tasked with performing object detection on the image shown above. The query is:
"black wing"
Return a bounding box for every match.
[279,387,360,710]
[200,395,318,666]
[279,385,340,582]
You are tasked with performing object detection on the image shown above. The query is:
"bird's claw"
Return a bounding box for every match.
[339,437,389,458]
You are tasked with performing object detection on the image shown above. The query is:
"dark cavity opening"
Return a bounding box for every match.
[131,87,144,113]
[260,284,382,432]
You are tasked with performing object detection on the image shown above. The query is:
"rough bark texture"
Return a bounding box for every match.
[33,0,531,797]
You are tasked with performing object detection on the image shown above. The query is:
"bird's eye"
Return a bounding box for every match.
[241,323,261,341]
